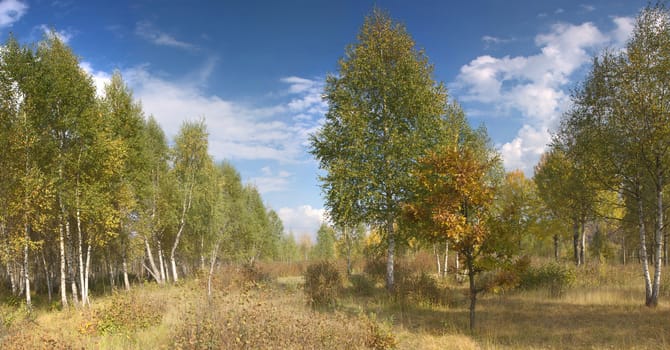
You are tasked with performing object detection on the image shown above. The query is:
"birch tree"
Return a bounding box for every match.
[311,9,448,291]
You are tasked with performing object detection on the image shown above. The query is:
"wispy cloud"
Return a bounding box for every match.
[0,0,27,28]
[580,4,596,13]
[249,167,293,194]
[39,24,74,43]
[135,20,197,51]
[454,17,634,174]
[482,35,513,48]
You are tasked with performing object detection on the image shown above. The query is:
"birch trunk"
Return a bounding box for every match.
[443,241,448,278]
[76,203,85,305]
[58,215,68,308]
[386,219,395,292]
[122,254,130,291]
[580,218,586,266]
[573,220,580,266]
[637,184,653,306]
[144,236,162,284]
[170,181,194,283]
[650,164,663,306]
[158,242,167,284]
[41,250,52,303]
[23,224,31,309]
[433,244,441,277]
[83,244,91,306]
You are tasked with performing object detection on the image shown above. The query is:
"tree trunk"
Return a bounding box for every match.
[433,244,441,277]
[108,260,115,290]
[122,254,130,291]
[386,220,395,292]
[622,233,626,265]
[553,234,559,261]
[455,251,460,281]
[58,215,68,309]
[637,184,653,306]
[207,240,221,300]
[443,241,449,278]
[573,220,580,266]
[41,250,52,304]
[144,236,162,284]
[580,218,586,266]
[466,252,477,332]
[83,244,91,306]
[170,182,194,283]
[345,227,352,276]
[76,204,85,306]
[23,224,31,309]
[158,242,167,284]
[650,164,663,307]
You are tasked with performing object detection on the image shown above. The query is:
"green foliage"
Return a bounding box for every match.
[312,223,337,260]
[520,262,576,297]
[304,261,342,308]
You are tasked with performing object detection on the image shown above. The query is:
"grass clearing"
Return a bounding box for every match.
[0,262,668,349]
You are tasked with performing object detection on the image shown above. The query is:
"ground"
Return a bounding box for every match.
[0,259,668,349]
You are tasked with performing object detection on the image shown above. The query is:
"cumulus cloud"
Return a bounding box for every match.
[79,61,112,97]
[135,20,197,51]
[0,0,27,28]
[278,205,325,239]
[454,17,634,174]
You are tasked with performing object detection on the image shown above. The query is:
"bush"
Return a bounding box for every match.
[394,272,442,306]
[86,291,165,335]
[520,262,575,297]
[304,261,342,308]
[364,315,397,350]
[349,273,377,297]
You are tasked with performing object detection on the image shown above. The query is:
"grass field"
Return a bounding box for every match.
[0,261,668,349]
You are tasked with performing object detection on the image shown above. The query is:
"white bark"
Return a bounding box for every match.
[58,216,68,308]
[83,244,91,306]
[637,184,653,305]
[144,236,162,284]
[122,254,130,291]
[23,224,31,309]
[444,241,449,278]
[76,202,85,305]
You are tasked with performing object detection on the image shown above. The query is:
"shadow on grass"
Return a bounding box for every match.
[338,285,670,349]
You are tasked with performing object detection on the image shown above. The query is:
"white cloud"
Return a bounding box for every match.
[135,20,197,51]
[455,17,635,174]
[39,24,73,43]
[80,61,111,97]
[0,0,27,28]
[249,167,292,194]
[278,205,325,239]
[115,63,324,164]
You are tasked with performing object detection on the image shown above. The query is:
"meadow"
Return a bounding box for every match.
[1,255,669,349]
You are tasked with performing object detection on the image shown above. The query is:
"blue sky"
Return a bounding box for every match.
[0,0,647,239]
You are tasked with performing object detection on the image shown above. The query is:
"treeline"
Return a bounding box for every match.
[0,35,291,309]
[537,4,670,307]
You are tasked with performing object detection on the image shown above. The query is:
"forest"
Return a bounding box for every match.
[1,4,669,350]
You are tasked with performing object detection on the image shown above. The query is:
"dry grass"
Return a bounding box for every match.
[0,262,668,349]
